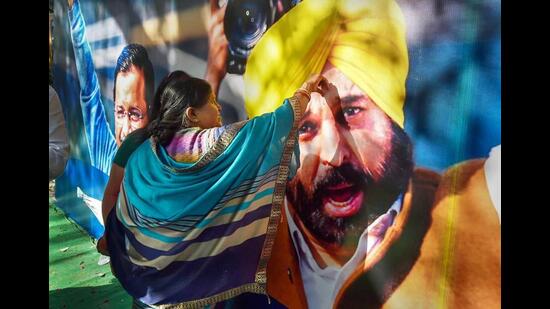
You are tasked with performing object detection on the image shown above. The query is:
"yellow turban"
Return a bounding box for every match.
[243,0,409,127]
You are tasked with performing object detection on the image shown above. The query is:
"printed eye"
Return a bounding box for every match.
[299,121,317,136]
[128,110,144,122]
[343,107,363,118]
[116,109,126,119]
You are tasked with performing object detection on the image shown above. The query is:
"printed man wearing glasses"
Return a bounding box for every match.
[68,0,155,175]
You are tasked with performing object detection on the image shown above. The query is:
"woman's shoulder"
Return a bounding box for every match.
[114,128,150,168]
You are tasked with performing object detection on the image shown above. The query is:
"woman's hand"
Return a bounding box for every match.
[294,74,328,115]
[300,74,327,95]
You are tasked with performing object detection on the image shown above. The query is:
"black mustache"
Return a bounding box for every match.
[314,163,370,193]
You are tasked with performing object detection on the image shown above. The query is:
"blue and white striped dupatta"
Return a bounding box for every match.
[106,97,301,308]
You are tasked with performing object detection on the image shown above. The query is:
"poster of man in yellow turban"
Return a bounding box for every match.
[244,0,500,308]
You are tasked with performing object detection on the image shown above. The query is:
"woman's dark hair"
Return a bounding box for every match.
[149,70,191,121]
[147,77,213,146]
[120,71,191,147]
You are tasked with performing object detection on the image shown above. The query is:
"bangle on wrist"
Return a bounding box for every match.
[295,88,311,101]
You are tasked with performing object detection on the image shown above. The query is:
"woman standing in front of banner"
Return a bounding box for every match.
[102,72,329,307]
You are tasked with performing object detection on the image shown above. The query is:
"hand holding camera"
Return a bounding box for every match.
[205,0,229,97]
[223,0,299,75]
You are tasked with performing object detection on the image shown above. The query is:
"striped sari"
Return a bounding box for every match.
[106,97,301,308]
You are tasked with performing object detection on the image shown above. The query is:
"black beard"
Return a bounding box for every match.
[287,122,414,247]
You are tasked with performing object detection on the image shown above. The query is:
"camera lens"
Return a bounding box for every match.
[225,0,273,57]
[240,7,259,35]
[224,0,298,74]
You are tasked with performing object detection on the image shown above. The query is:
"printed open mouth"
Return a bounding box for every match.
[322,182,364,218]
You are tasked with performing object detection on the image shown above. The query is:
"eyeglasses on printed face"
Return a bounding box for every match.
[115,107,145,123]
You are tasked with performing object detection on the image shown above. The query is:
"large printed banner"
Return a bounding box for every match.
[51,0,500,307]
